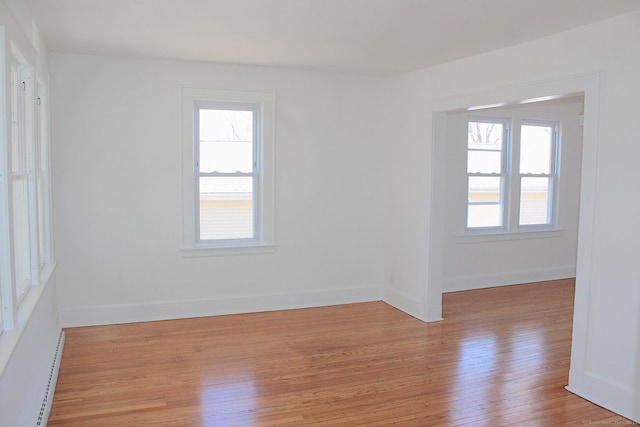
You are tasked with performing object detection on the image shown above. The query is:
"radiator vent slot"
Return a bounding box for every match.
[37,330,65,426]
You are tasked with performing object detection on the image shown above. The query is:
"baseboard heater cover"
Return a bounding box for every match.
[37,330,65,426]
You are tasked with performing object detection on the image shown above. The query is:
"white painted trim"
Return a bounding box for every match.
[180,243,276,257]
[59,286,382,327]
[567,72,601,391]
[455,228,565,244]
[0,267,53,375]
[381,286,426,321]
[442,265,575,293]
[566,372,640,423]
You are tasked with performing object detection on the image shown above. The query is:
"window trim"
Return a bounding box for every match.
[180,88,275,256]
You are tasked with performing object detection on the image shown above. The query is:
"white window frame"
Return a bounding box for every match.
[465,116,561,235]
[8,45,36,306]
[181,88,275,256]
[465,117,510,230]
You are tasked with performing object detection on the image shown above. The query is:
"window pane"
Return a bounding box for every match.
[467,176,503,228]
[199,177,254,240]
[468,121,503,150]
[520,177,551,225]
[467,150,501,174]
[468,177,501,203]
[199,109,253,173]
[467,204,502,228]
[520,124,552,174]
[12,177,31,300]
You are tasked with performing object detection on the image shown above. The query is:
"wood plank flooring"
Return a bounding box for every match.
[48,279,633,426]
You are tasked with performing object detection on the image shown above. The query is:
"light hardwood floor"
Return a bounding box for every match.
[49,279,632,426]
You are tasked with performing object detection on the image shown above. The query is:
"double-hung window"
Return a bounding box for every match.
[466,117,559,232]
[518,121,558,226]
[196,103,257,241]
[181,88,275,255]
[466,119,509,228]
[1,42,54,334]
[9,62,34,304]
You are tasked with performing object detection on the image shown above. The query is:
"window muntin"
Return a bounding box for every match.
[466,119,508,229]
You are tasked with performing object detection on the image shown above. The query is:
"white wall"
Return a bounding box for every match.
[387,10,640,421]
[0,0,61,425]
[442,99,584,292]
[50,53,388,326]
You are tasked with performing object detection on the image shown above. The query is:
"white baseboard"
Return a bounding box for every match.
[381,286,444,322]
[566,372,640,423]
[442,265,575,293]
[59,286,382,327]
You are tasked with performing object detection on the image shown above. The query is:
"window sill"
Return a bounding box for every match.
[455,227,564,244]
[180,242,276,257]
[0,262,57,378]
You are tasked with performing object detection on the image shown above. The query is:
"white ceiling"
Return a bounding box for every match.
[25,0,640,77]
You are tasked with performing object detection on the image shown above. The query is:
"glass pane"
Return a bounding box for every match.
[520,177,551,225]
[467,204,502,228]
[199,176,254,240]
[467,150,501,174]
[467,176,503,228]
[520,124,552,174]
[468,121,503,150]
[199,109,253,173]
[12,177,31,300]
[468,177,501,203]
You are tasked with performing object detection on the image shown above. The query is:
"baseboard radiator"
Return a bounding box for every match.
[37,330,65,426]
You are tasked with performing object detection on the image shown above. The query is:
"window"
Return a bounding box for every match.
[466,119,508,228]
[196,104,256,241]
[518,122,557,226]
[466,117,559,232]
[0,43,55,334]
[181,88,275,255]
[9,61,34,304]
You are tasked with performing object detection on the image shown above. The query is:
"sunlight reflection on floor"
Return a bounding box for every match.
[200,377,256,426]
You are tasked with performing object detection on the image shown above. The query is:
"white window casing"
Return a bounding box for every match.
[181,88,275,256]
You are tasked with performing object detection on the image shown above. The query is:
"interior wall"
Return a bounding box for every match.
[50,53,389,326]
[387,9,640,422]
[442,99,584,292]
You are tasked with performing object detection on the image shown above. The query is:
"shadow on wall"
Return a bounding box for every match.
[636,286,640,422]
